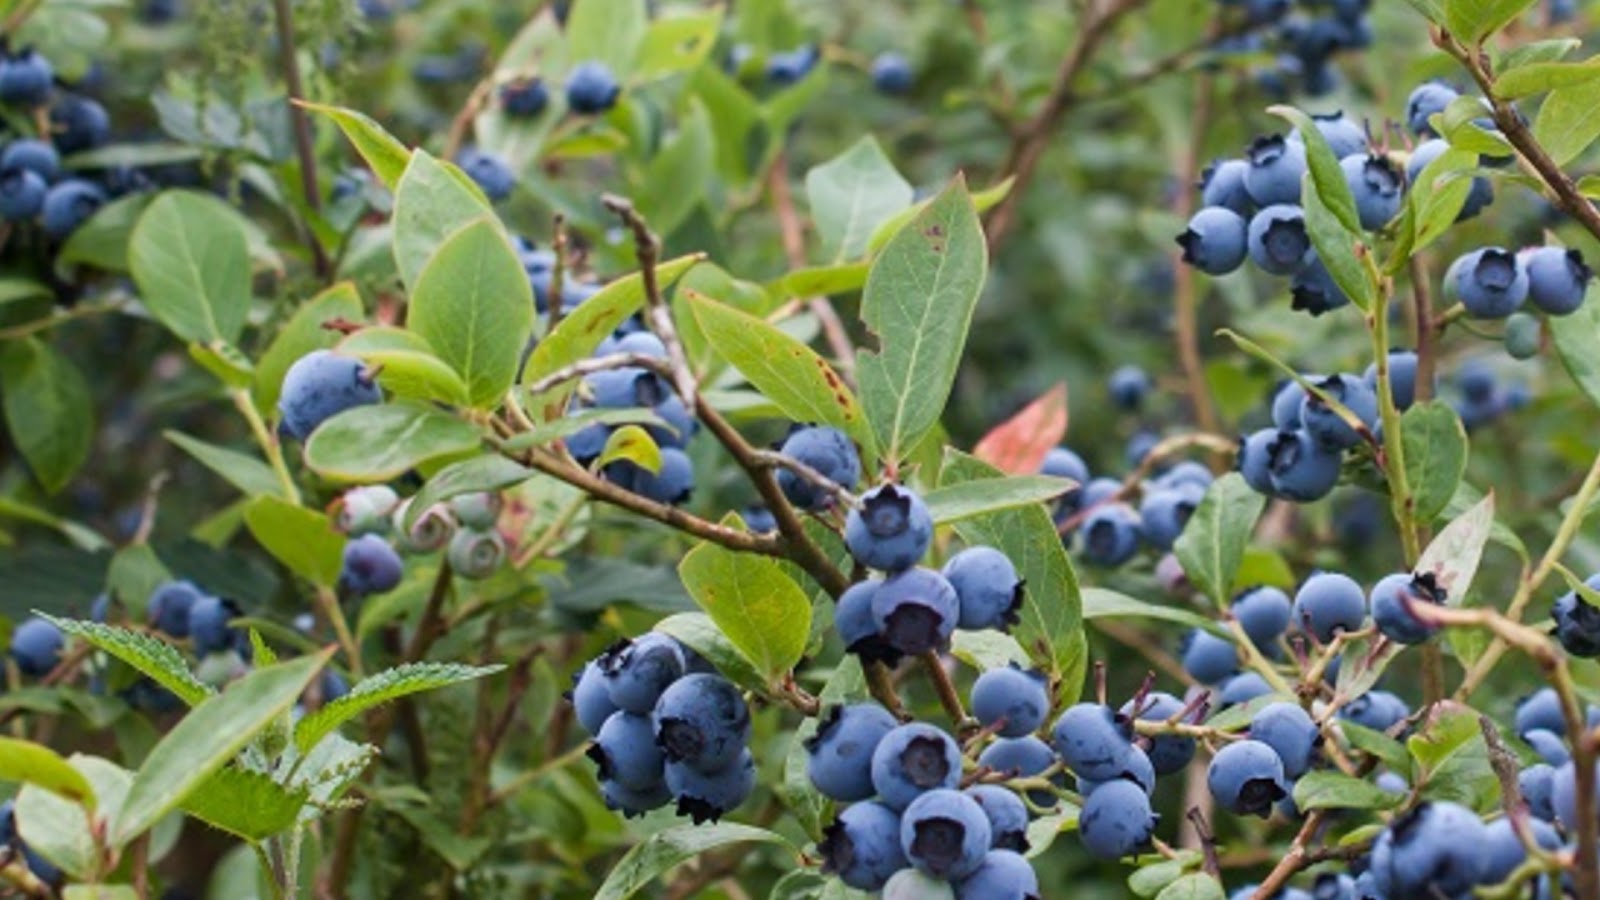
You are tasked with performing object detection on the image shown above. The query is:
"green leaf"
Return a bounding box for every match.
[243,496,345,587]
[653,612,768,692]
[299,102,410,190]
[0,277,52,306]
[55,193,150,276]
[939,451,1085,700]
[335,327,471,406]
[1499,37,1582,71]
[565,0,647,76]
[597,424,662,473]
[592,823,791,900]
[634,8,724,81]
[805,136,914,263]
[857,176,987,464]
[1341,720,1412,775]
[679,535,813,684]
[1415,490,1494,606]
[180,765,308,842]
[303,403,482,483]
[0,338,93,494]
[1444,0,1537,43]
[949,630,1032,671]
[865,177,1014,254]
[252,281,365,413]
[636,100,713,236]
[1173,473,1266,606]
[42,616,211,707]
[163,431,280,498]
[0,738,96,809]
[1407,703,1483,776]
[401,456,529,531]
[1269,105,1360,234]
[1024,808,1079,859]
[1155,873,1226,900]
[16,756,130,879]
[1390,149,1477,270]
[1400,401,1469,522]
[1551,286,1600,409]
[391,150,498,292]
[783,657,865,838]
[922,475,1075,525]
[112,652,328,845]
[500,407,667,452]
[766,263,871,299]
[63,888,139,900]
[684,290,875,459]
[127,190,252,344]
[1083,587,1227,634]
[1533,79,1600,165]
[294,662,502,753]
[406,217,534,408]
[1130,855,1202,898]
[1303,180,1375,310]
[1334,634,1402,703]
[1494,57,1600,98]
[1293,770,1404,811]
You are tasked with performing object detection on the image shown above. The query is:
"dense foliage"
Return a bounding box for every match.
[2,0,1600,898]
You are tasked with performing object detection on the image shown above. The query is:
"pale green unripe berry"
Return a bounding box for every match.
[449,491,503,530]
[391,498,455,554]
[448,527,505,579]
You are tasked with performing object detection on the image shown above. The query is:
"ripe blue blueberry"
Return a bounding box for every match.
[39,178,105,239]
[653,673,750,774]
[1125,430,1160,469]
[1293,572,1367,642]
[1039,446,1089,486]
[0,168,46,220]
[1482,816,1561,886]
[970,665,1049,738]
[1078,502,1142,567]
[765,46,819,85]
[588,711,666,792]
[1405,137,1493,222]
[1078,742,1155,796]
[278,350,381,441]
[148,580,205,637]
[1181,627,1238,684]
[598,633,686,713]
[777,425,861,509]
[944,546,1024,631]
[568,660,619,736]
[1109,364,1151,411]
[665,748,754,823]
[1405,81,1459,136]
[1301,110,1368,158]
[566,61,621,114]
[871,52,913,94]
[1525,729,1570,766]
[0,50,53,107]
[1517,689,1567,737]
[976,735,1056,792]
[1552,575,1600,657]
[1237,428,1279,495]
[9,617,62,677]
[1522,763,1557,821]
[499,78,548,118]
[820,801,908,891]
[1247,204,1313,275]
[1178,206,1249,275]
[837,578,900,664]
[806,703,897,802]
[955,848,1039,900]
[900,788,991,880]
[187,595,242,657]
[845,484,933,572]
[1077,778,1156,859]
[1523,246,1591,316]
[1078,476,1123,512]
[741,504,777,534]
[0,139,58,180]
[616,447,695,505]
[871,722,962,810]
[1338,690,1409,732]
[1199,158,1253,216]
[1138,482,1204,552]
[1208,739,1288,817]
[1243,135,1308,207]
[1249,702,1319,778]
[339,534,404,597]
[456,148,515,203]
[1050,702,1134,781]
[1339,153,1403,230]
[965,785,1029,852]
[1219,672,1274,708]
[1123,692,1196,776]
[1271,379,1313,430]
[1300,373,1378,451]
[1362,349,1423,412]
[1289,258,1351,316]
[1375,801,1488,896]
[1158,461,1214,491]
[871,566,959,656]
[584,367,664,409]
[1369,572,1445,644]
[1266,429,1342,502]
[1234,586,1292,654]
[599,776,671,818]
[1451,247,1529,319]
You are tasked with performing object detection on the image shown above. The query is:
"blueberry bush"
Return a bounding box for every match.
[2,0,1600,898]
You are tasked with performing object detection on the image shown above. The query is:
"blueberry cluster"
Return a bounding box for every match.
[337,483,508,582]
[1551,572,1600,659]
[569,635,754,823]
[0,46,114,239]
[1039,445,1216,567]
[145,579,249,657]
[726,44,821,88]
[1212,0,1373,98]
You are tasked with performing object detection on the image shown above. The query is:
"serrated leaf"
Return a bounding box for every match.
[805,135,914,263]
[921,475,1075,525]
[0,338,93,494]
[679,534,812,683]
[401,456,530,531]
[303,403,483,484]
[593,823,791,900]
[1407,703,1483,776]
[1399,401,1468,522]
[1173,473,1266,606]
[42,616,211,707]
[294,662,503,753]
[180,765,308,841]
[243,496,345,586]
[597,424,662,473]
[163,431,280,498]
[1293,770,1404,810]
[128,190,252,344]
[252,281,365,413]
[1082,587,1227,634]
[1415,490,1494,605]
[299,102,409,190]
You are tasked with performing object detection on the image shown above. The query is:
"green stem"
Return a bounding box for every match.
[232,389,301,505]
[316,587,363,679]
[1225,619,1294,696]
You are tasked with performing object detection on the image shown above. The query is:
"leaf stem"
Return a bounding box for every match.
[231,389,301,505]
[315,587,362,680]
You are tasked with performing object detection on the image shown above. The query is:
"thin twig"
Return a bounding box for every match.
[269,0,330,278]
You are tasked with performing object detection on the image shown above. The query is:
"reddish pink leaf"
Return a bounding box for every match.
[973,382,1069,475]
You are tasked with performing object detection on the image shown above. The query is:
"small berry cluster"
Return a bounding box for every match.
[0,45,114,239]
[1040,445,1215,568]
[569,636,755,823]
[1213,0,1373,99]
[337,483,507,581]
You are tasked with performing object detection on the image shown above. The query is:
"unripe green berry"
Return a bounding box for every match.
[1504,312,1542,360]
[391,498,455,554]
[336,485,400,535]
[448,527,505,579]
[449,491,503,530]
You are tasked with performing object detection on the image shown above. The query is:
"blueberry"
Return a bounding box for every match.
[1266,429,1342,502]
[1125,430,1160,469]
[944,546,1024,631]
[1243,135,1308,207]
[0,50,53,107]
[390,499,454,554]
[1369,572,1445,645]
[339,534,404,597]
[741,504,777,534]
[1457,358,1498,404]
[1248,204,1314,275]
[1218,671,1273,707]
[1451,247,1529,319]
[1078,502,1142,566]
[1482,816,1561,886]
[1050,703,1135,781]
[1525,729,1571,766]
[1181,627,1239,684]
[277,350,381,441]
[1551,759,1600,829]
[871,722,964,813]
[871,567,959,656]
[652,673,750,773]
[446,527,505,579]
[49,94,111,155]
[1524,246,1591,316]
[499,78,549,118]
[568,660,619,736]
[1517,689,1567,737]
[0,139,59,181]
[584,367,663,409]
[187,595,242,656]
[1249,702,1319,778]
[1404,140,1492,224]
[665,749,754,823]
[148,580,204,638]
[871,52,913,94]
[900,788,991,880]
[316,669,349,705]
[1375,771,1408,795]
[976,736,1057,804]
[845,484,934,572]
[1289,257,1351,316]
[598,633,686,713]
[1078,477,1123,511]
[0,168,46,220]
[566,60,621,114]
[836,578,900,664]
[1138,482,1204,552]
[1271,380,1312,430]
[1504,312,1542,360]
[1301,111,1368,158]
[336,485,400,536]
[1237,428,1279,495]
[39,178,105,238]
[820,802,909,891]
[1109,365,1151,411]
[1523,763,1557,821]
[1077,741,1156,796]
[1362,350,1422,411]
[588,711,666,792]
[1405,81,1459,136]
[1234,586,1292,653]
[1199,158,1254,216]
[1208,739,1288,817]
[1377,801,1488,896]
[1123,692,1196,776]
[1078,778,1156,859]
[1158,461,1214,491]
[1301,374,1378,451]
[9,617,62,677]
[964,785,1029,852]
[777,426,861,509]
[1553,576,1600,657]
[599,776,672,817]
[806,703,898,802]
[1293,572,1367,642]
[1039,447,1089,485]
[955,848,1039,899]
[970,665,1049,738]
[617,447,695,505]
[456,148,515,203]
[1338,690,1409,732]
[1340,155,1403,233]
[765,46,819,85]
[1178,206,1249,275]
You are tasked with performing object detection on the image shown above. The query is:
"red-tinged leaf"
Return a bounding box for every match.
[973,383,1069,475]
